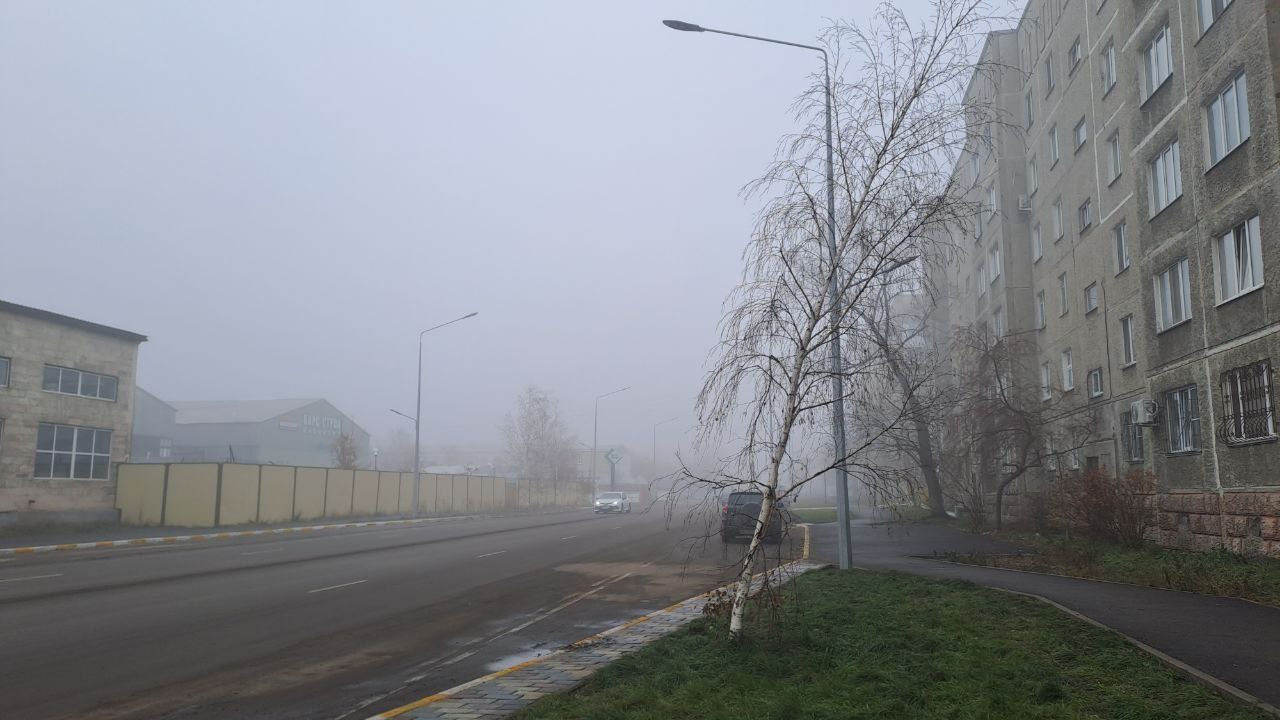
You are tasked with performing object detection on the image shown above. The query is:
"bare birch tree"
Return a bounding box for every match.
[502,386,578,503]
[681,0,999,638]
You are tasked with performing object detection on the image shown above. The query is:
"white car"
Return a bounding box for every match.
[593,492,632,514]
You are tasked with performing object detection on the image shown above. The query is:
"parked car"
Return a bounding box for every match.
[720,491,788,543]
[593,492,632,514]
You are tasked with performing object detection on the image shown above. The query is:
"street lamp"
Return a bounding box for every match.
[591,386,630,493]
[408,312,478,515]
[664,18,854,570]
[652,416,679,478]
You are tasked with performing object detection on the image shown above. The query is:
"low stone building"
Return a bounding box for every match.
[0,300,146,524]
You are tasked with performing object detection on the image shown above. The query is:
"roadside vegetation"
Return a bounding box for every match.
[516,569,1269,720]
[787,506,837,523]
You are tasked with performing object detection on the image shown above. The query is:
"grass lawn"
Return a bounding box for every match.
[515,568,1268,720]
[949,533,1280,608]
[788,506,837,523]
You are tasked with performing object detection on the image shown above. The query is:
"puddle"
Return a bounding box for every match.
[485,648,555,672]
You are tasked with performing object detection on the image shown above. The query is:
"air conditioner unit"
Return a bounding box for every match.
[1131,399,1159,426]
[1017,194,1032,211]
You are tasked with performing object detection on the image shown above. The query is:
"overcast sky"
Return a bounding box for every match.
[1,1,931,467]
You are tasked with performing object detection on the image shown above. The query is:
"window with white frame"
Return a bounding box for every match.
[1061,348,1074,390]
[41,365,118,401]
[34,422,112,480]
[1143,26,1173,100]
[988,244,1001,283]
[1197,0,1233,34]
[1102,42,1117,91]
[1121,409,1145,462]
[1025,89,1034,127]
[0,356,8,388]
[1069,447,1081,470]
[1166,385,1201,453]
[1032,223,1043,261]
[1149,140,1182,216]
[1074,117,1087,150]
[1120,314,1136,366]
[988,185,998,223]
[1053,197,1063,239]
[1059,272,1069,315]
[1085,282,1099,313]
[1037,290,1047,329]
[1049,125,1060,165]
[1207,73,1250,166]
[1107,131,1122,182]
[1079,198,1093,232]
[1088,368,1104,397]
[1045,55,1055,94]
[1221,360,1276,443]
[1068,37,1082,72]
[1028,155,1039,195]
[1114,222,1130,272]
[993,306,1005,337]
[1155,258,1192,331]
[1045,436,1058,469]
[1218,215,1263,302]
[1041,362,1053,400]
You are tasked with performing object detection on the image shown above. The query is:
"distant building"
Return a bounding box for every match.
[0,300,146,522]
[131,393,371,468]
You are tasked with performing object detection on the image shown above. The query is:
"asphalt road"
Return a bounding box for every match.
[0,508,799,720]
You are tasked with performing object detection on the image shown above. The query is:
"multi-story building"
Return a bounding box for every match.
[0,300,146,523]
[933,0,1280,556]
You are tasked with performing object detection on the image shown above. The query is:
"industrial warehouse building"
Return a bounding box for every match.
[131,392,372,469]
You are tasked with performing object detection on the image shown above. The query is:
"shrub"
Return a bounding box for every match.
[1055,468,1155,548]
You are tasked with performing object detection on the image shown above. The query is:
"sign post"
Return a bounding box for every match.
[605,448,622,491]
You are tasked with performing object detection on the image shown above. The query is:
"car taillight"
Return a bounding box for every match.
[722,504,729,515]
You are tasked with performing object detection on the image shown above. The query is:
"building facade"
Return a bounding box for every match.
[0,300,146,522]
[933,0,1280,556]
[131,394,372,469]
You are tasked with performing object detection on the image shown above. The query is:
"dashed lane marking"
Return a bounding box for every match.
[307,579,368,594]
[0,573,64,584]
[560,535,578,540]
[476,550,507,558]
[241,548,285,556]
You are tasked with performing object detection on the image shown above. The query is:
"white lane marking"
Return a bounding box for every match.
[241,548,284,556]
[609,526,623,530]
[442,650,476,665]
[0,573,63,584]
[476,550,507,558]
[560,535,578,540]
[307,579,368,594]
[0,558,12,563]
[494,572,633,639]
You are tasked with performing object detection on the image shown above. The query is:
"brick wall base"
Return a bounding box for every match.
[1156,491,1280,558]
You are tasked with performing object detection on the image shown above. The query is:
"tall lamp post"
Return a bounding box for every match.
[652,416,679,478]
[663,18,854,569]
[591,386,630,494]
[407,312,478,515]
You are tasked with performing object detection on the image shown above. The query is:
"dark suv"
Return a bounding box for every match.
[720,491,787,544]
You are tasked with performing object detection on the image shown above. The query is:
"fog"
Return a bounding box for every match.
[1,1,922,470]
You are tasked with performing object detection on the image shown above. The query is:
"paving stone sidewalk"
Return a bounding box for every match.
[371,560,825,720]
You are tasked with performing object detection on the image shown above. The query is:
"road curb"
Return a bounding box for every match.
[994,588,1280,718]
[364,524,816,720]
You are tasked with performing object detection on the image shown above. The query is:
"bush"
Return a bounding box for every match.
[1055,468,1155,547]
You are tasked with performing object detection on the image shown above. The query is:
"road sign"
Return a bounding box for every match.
[605,448,622,466]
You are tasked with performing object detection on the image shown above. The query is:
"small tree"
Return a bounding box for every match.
[502,386,578,504]
[331,432,360,469]
[1056,467,1156,547]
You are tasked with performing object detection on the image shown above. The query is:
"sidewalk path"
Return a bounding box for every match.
[811,519,1280,711]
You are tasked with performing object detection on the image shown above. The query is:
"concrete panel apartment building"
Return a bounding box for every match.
[932,0,1280,556]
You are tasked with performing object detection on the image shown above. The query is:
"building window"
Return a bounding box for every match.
[1058,272,1069,315]
[1069,448,1082,470]
[1114,223,1130,273]
[1102,42,1117,91]
[970,152,979,185]
[1068,37,1082,72]
[1074,117,1087,150]
[1049,125,1060,165]
[34,422,112,480]
[1218,215,1263,302]
[1079,198,1093,232]
[1207,73,1249,166]
[1154,258,1192,331]
[988,244,1001,283]
[1166,385,1201,453]
[1084,282,1099,313]
[1120,314,1136,366]
[1149,140,1182,216]
[1143,25,1173,100]
[1025,89,1034,128]
[1106,131,1122,183]
[41,365,118,401]
[0,356,8,388]
[977,261,986,288]
[1121,410,1145,462]
[1045,437,1058,469]
[1062,348,1074,391]
[987,185,998,225]
[1053,197,1063,240]
[1088,368,1104,397]
[1197,0,1233,34]
[1221,360,1276,443]
[993,306,1005,337]
[1041,362,1053,400]
[1032,223,1043,261]
[1028,155,1038,195]
[1045,54,1055,95]
[1037,290,1047,329]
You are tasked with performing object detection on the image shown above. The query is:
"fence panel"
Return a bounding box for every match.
[258,467,294,523]
[165,464,218,527]
[219,464,260,526]
[376,472,400,515]
[325,469,355,518]
[294,467,327,520]
[115,464,165,525]
[352,470,378,515]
